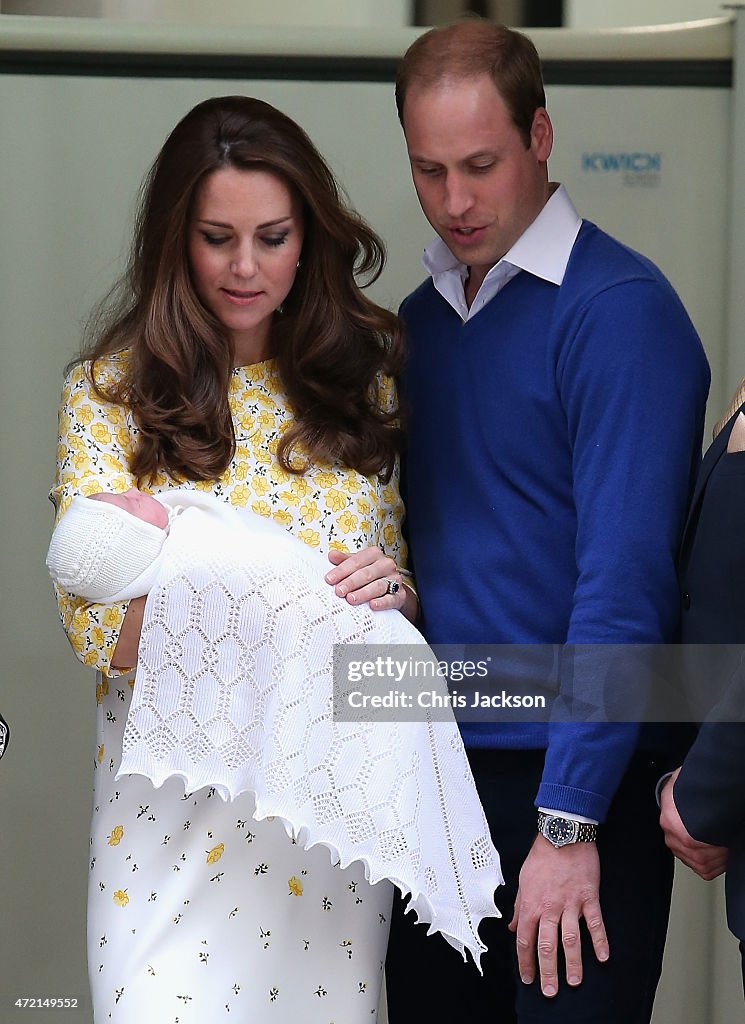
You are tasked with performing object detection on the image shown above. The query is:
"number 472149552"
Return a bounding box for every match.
[14,998,79,1009]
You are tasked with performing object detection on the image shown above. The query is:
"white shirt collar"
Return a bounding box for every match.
[421,184,582,323]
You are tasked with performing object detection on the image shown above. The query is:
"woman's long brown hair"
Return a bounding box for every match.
[79,96,404,484]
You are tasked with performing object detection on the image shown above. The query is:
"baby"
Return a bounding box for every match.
[46,488,173,602]
[46,487,503,963]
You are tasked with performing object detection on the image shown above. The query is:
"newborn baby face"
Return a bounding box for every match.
[89,488,169,529]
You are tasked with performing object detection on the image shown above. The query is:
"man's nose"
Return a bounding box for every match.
[444,174,474,218]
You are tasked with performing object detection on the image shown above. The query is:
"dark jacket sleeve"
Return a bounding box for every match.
[675,698,745,847]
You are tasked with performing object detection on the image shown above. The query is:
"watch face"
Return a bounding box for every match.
[545,816,577,846]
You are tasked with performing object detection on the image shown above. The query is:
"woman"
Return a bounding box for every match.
[50,95,418,1022]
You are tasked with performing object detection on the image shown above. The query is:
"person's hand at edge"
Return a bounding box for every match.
[659,768,728,880]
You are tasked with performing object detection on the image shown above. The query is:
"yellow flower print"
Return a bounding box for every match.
[59,412,72,436]
[288,876,304,896]
[341,477,362,494]
[245,364,266,383]
[102,454,124,473]
[290,478,311,500]
[279,489,300,507]
[382,485,397,506]
[299,499,320,523]
[253,477,270,497]
[73,452,93,471]
[115,428,132,450]
[234,460,250,481]
[258,410,275,430]
[329,540,350,554]
[111,476,130,493]
[238,412,255,433]
[359,520,371,534]
[101,678,109,697]
[356,498,371,515]
[66,434,86,453]
[91,626,105,647]
[69,630,86,654]
[266,437,279,454]
[325,489,347,513]
[81,479,104,497]
[255,448,272,465]
[113,890,129,907]
[97,744,105,764]
[269,463,290,485]
[272,509,293,527]
[90,423,113,446]
[106,406,125,427]
[383,524,396,549]
[229,484,251,508]
[337,511,359,534]
[195,479,213,492]
[69,388,87,408]
[257,391,275,409]
[102,607,124,629]
[108,825,124,846]
[314,472,338,490]
[297,528,321,548]
[252,500,272,518]
[96,682,104,704]
[206,843,225,864]
[278,420,292,435]
[83,650,99,667]
[77,405,94,426]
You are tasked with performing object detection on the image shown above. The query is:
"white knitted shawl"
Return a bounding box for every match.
[109,490,502,966]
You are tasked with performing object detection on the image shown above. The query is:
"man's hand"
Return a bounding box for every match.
[508,836,608,997]
[659,768,728,880]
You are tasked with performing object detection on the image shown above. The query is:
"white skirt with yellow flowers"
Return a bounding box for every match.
[88,675,392,1024]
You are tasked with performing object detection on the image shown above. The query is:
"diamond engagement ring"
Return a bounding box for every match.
[385,578,400,596]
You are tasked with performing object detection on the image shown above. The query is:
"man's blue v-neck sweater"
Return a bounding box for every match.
[401,220,710,820]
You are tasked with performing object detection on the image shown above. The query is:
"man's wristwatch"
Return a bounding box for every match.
[537,812,597,848]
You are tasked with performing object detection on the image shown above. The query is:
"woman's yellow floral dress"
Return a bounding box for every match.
[51,353,408,1023]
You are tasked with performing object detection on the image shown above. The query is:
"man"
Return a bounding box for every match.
[385,19,710,1023]
[659,393,745,995]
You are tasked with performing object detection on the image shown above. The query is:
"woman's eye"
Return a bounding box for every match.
[262,234,289,248]
[202,233,229,246]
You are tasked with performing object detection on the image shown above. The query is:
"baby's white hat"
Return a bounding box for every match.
[46,495,167,602]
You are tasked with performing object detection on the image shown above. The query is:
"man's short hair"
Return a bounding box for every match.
[395,19,546,148]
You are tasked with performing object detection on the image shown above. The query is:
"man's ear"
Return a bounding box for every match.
[531,108,553,162]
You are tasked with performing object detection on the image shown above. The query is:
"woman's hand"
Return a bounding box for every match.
[325,547,418,623]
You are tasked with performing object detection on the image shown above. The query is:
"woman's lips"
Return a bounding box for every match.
[221,288,263,305]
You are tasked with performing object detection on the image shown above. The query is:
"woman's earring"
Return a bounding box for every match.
[296,259,302,269]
